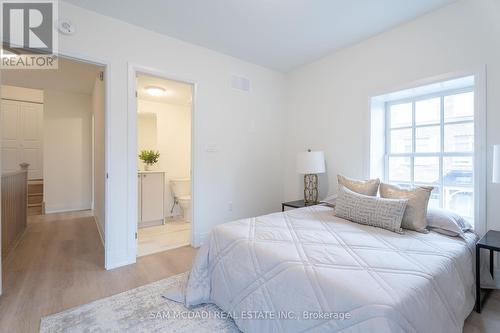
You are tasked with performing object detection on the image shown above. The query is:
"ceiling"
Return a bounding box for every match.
[137,74,192,106]
[2,57,102,94]
[63,0,456,72]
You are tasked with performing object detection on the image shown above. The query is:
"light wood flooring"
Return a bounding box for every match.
[0,210,499,332]
[0,210,196,333]
[137,219,191,257]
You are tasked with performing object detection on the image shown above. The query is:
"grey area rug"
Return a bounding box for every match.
[40,273,240,333]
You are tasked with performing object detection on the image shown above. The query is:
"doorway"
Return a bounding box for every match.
[131,70,194,257]
[1,56,107,269]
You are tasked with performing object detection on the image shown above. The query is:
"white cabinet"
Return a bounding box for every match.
[137,171,165,227]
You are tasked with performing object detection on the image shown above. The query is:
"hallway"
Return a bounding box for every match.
[0,211,196,333]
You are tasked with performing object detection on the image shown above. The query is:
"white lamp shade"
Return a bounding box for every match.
[493,145,500,183]
[296,151,326,174]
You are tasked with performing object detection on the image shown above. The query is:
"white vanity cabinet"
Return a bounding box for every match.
[138,171,165,227]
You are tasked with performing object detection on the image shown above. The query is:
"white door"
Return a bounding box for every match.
[140,173,164,223]
[1,100,20,174]
[19,102,43,179]
[1,100,43,180]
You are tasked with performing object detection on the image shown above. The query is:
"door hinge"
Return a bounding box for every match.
[135,91,138,98]
[106,173,109,179]
[135,232,138,239]
[99,71,104,81]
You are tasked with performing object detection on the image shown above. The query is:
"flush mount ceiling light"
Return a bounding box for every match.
[145,86,166,96]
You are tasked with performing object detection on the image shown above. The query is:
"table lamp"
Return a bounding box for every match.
[296,150,326,204]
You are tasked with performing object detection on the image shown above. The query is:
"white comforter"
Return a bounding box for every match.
[182,205,477,333]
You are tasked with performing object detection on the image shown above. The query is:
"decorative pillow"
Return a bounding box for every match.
[337,174,380,196]
[320,194,337,207]
[427,208,472,238]
[335,186,408,233]
[379,183,433,233]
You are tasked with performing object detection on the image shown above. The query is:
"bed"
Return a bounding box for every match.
[179,205,477,333]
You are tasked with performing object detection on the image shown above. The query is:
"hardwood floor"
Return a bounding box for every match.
[0,211,197,333]
[1,210,499,333]
[464,291,500,332]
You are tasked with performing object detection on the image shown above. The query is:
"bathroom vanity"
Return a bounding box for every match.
[137,171,165,228]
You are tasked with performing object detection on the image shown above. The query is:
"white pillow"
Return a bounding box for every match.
[320,194,337,207]
[426,208,472,238]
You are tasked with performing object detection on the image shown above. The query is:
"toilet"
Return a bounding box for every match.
[170,178,191,222]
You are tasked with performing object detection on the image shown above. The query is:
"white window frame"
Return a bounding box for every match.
[384,87,475,218]
[368,68,487,235]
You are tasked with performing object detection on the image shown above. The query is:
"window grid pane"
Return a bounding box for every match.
[390,128,413,154]
[390,103,412,128]
[444,122,474,153]
[386,88,474,222]
[444,92,474,123]
[415,97,441,125]
[415,126,440,153]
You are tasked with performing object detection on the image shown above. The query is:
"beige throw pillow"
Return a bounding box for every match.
[335,186,407,234]
[379,183,433,233]
[337,175,380,196]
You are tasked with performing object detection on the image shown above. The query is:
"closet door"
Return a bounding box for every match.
[1,100,21,174]
[1,100,43,180]
[19,102,43,179]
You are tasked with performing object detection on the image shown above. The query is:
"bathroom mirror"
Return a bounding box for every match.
[137,112,158,151]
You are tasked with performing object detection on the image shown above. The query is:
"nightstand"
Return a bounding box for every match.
[475,230,500,313]
[281,200,317,212]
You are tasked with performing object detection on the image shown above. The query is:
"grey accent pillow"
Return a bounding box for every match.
[427,208,472,238]
[379,183,433,233]
[335,186,408,234]
[337,174,380,196]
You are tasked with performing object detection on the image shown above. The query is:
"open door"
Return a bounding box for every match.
[132,70,195,258]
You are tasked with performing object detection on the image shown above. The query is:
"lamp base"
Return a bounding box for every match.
[304,174,319,204]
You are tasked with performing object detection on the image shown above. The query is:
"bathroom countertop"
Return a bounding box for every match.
[137,170,166,174]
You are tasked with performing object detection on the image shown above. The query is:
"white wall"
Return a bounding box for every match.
[58,2,286,268]
[44,90,93,213]
[138,99,191,217]
[284,0,500,233]
[1,85,93,213]
[92,76,106,243]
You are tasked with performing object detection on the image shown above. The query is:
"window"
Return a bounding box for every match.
[386,89,474,221]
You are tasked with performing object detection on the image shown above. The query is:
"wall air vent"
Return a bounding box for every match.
[231,75,250,92]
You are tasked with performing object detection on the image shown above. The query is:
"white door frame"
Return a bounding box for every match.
[59,52,111,268]
[127,63,197,259]
[46,52,111,267]
[0,51,111,296]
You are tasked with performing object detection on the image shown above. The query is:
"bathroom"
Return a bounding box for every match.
[136,74,193,257]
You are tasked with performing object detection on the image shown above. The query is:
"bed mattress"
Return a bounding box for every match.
[181,205,477,332]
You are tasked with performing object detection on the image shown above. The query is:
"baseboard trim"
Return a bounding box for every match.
[44,204,92,214]
[93,215,105,247]
[193,232,209,248]
[105,256,136,270]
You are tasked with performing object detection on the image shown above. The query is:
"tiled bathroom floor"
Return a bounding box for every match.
[137,219,191,257]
